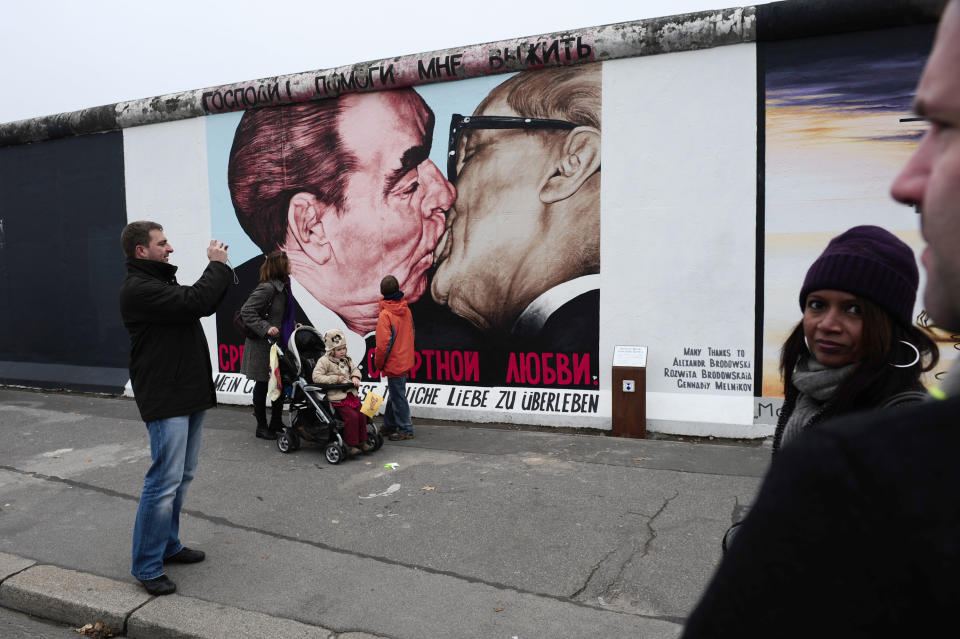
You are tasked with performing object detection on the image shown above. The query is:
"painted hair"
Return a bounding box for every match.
[477,64,602,130]
[228,100,356,253]
[120,220,162,259]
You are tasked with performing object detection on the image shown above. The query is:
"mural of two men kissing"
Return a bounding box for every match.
[211,63,602,415]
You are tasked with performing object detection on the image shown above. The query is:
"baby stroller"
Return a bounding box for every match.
[276,325,384,464]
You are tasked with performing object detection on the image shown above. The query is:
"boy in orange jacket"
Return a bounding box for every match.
[374,275,415,440]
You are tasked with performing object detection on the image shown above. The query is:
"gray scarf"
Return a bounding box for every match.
[780,358,856,449]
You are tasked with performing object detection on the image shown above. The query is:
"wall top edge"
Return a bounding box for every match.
[0,0,946,148]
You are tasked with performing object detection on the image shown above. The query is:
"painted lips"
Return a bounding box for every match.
[433,208,457,266]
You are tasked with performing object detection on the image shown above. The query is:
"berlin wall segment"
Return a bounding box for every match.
[0,0,950,437]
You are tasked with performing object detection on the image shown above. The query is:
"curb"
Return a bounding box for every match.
[1,563,148,631]
[0,552,384,638]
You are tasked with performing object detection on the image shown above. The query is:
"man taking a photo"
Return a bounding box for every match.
[119,221,231,595]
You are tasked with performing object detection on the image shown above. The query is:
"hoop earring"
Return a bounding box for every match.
[891,340,921,368]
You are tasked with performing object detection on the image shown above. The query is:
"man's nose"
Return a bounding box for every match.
[891,128,932,209]
[418,160,457,216]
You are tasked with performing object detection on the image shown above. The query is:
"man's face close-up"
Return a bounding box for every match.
[141,229,173,263]
[891,1,960,332]
[432,96,563,331]
[319,90,455,317]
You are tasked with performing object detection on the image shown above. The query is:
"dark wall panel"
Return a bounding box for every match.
[757,0,946,41]
[0,131,128,386]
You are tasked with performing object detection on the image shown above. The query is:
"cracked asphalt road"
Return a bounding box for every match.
[0,388,768,637]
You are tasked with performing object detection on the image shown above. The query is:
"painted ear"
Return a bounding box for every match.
[284,192,334,265]
[539,127,601,204]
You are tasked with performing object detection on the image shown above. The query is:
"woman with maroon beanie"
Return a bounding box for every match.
[772,225,939,454]
[723,226,940,554]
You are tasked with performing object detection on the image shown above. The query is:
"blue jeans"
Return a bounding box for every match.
[131,411,204,580]
[385,376,412,434]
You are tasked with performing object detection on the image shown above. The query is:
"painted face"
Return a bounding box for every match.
[802,290,865,368]
[319,91,456,318]
[139,229,173,263]
[890,2,960,332]
[431,96,567,330]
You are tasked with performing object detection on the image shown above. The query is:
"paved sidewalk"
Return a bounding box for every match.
[0,388,769,638]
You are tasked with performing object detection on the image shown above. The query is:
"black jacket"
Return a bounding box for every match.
[119,258,231,422]
[683,394,960,638]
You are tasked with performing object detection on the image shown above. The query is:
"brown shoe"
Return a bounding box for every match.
[346,446,361,456]
[360,441,375,452]
[388,432,414,441]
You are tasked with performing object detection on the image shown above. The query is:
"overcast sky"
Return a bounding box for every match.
[0,0,779,125]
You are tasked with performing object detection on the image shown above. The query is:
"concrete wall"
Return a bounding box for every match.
[602,44,759,435]
[0,0,953,437]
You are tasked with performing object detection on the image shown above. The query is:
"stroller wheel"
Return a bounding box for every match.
[277,427,300,454]
[367,421,384,452]
[324,442,344,465]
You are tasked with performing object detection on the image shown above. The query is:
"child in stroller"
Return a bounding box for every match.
[312,329,373,456]
[275,325,383,464]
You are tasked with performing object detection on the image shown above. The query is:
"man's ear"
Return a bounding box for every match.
[540,127,601,204]
[134,244,148,259]
[284,192,335,265]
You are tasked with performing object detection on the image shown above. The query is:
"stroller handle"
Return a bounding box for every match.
[305,382,356,392]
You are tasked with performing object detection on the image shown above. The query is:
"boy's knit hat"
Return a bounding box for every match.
[799,225,918,326]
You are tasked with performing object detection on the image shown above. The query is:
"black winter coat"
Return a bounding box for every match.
[119,258,231,422]
[683,395,960,638]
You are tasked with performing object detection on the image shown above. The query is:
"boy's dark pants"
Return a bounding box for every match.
[385,375,412,435]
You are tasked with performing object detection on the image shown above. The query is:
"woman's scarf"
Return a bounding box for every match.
[280,282,296,346]
[780,358,856,449]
